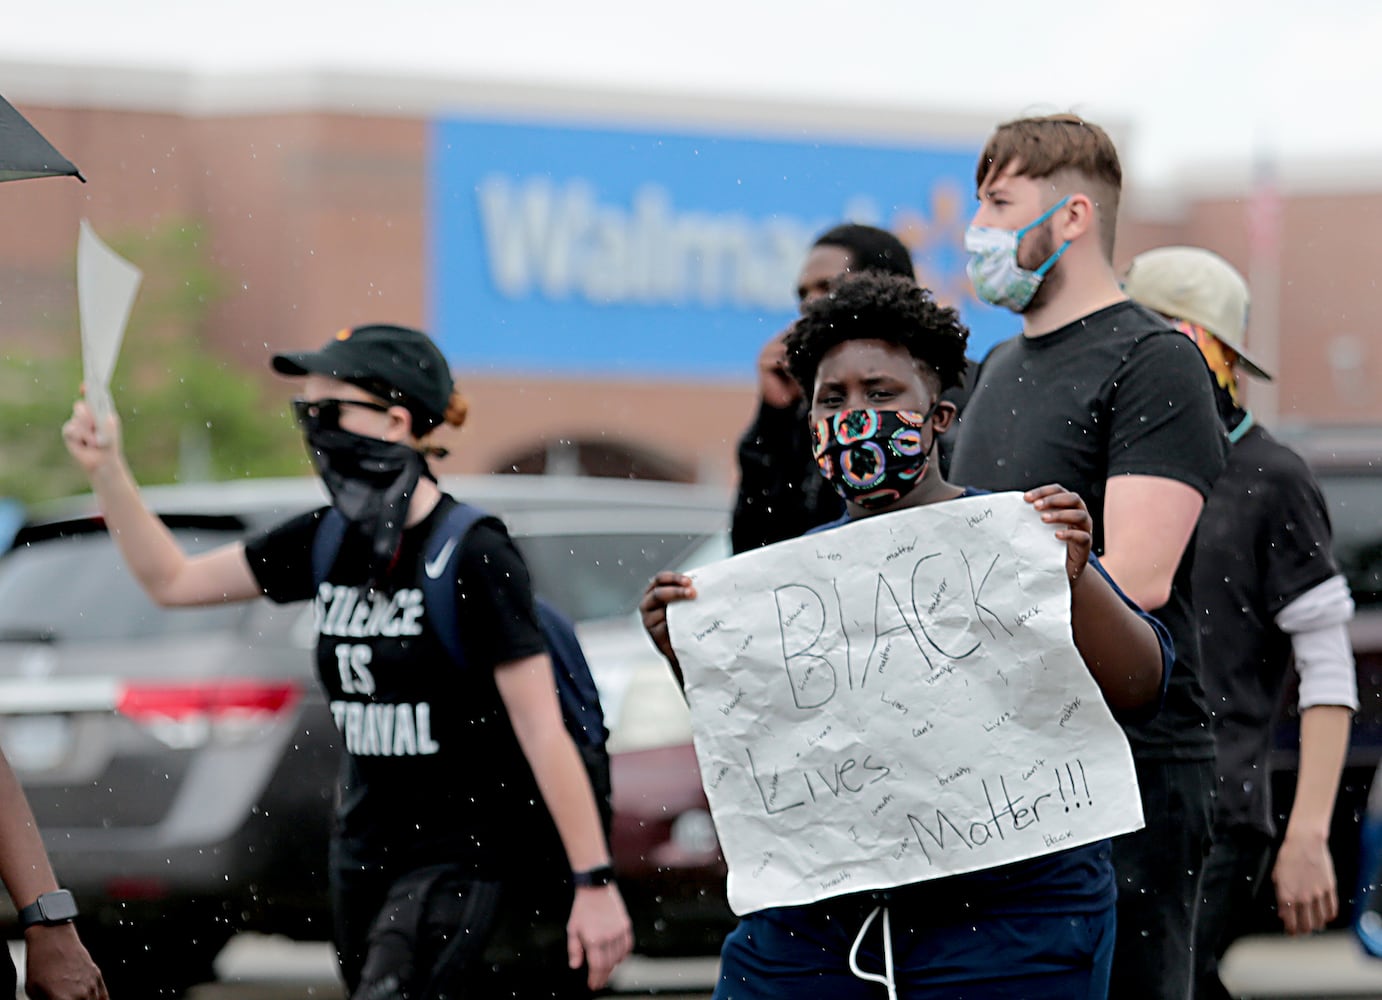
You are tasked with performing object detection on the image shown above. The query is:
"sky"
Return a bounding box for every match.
[0,0,1378,189]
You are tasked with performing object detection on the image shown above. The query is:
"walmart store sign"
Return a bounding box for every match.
[430,119,1010,378]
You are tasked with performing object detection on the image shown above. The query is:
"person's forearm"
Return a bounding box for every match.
[1284,705,1353,843]
[89,456,190,604]
[514,724,612,872]
[1069,567,1165,711]
[0,752,60,913]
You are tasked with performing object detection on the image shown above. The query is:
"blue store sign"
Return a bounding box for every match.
[429,118,1013,379]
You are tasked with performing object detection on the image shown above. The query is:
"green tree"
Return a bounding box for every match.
[0,218,309,505]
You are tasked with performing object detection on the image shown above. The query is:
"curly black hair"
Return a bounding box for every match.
[785,272,969,397]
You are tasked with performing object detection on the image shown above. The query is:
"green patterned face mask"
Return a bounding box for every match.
[964,197,1070,312]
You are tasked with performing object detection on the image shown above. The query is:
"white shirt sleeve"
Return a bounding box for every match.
[1275,574,1359,712]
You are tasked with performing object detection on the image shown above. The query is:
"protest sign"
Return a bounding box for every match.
[666,491,1143,915]
[77,219,142,441]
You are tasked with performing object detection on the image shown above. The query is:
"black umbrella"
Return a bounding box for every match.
[0,94,84,183]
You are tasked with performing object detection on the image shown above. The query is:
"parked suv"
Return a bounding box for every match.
[0,475,734,995]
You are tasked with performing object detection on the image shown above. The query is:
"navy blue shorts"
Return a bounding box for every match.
[714,898,1115,1000]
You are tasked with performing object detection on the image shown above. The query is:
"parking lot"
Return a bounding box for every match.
[8,931,1382,999]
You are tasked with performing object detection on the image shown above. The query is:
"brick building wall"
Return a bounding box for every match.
[2,74,1376,488]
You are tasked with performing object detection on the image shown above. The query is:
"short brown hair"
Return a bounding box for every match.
[975,113,1123,260]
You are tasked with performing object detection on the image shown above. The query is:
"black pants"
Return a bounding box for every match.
[0,944,14,999]
[331,847,589,1000]
[1193,825,1274,1000]
[1108,757,1216,1000]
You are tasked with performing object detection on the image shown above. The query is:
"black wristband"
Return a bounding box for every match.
[571,864,616,888]
[17,889,78,929]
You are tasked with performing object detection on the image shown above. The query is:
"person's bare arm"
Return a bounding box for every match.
[0,749,107,999]
[494,655,632,990]
[1098,474,1205,611]
[1273,704,1352,935]
[62,400,260,607]
[1026,485,1165,711]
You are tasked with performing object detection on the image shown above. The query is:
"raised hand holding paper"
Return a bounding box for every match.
[666,491,1143,915]
[77,219,142,440]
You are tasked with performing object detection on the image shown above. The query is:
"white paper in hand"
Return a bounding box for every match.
[666,493,1144,915]
[77,219,142,440]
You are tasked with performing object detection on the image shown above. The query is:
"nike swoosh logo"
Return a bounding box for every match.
[424,536,459,580]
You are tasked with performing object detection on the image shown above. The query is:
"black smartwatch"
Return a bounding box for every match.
[571,865,616,889]
[17,889,78,929]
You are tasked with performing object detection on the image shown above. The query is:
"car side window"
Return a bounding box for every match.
[0,530,246,641]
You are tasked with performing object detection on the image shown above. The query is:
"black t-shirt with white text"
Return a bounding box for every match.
[1194,424,1339,833]
[949,301,1228,759]
[245,495,559,876]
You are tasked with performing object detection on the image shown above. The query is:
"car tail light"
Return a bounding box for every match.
[115,681,302,749]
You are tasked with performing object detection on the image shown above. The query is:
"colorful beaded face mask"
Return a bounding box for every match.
[811,407,937,510]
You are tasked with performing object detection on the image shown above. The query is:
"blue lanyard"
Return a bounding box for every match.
[1228,410,1255,444]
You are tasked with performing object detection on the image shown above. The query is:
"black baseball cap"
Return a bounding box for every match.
[272,323,453,433]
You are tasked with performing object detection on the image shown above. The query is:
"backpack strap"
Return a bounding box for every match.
[534,597,609,746]
[417,501,490,669]
[423,506,609,750]
[310,507,349,588]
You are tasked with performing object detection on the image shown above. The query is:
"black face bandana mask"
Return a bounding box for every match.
[303,424,428,582]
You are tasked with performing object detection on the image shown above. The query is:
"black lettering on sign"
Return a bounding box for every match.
[906,809,971,864]
[774,585,839,710]
[745,747,806,815]
[1054,761,1094,812]
[819,871,852,892]
[863,574,928,688]
[1058,698,1082,727]
[694,619,726,642]
[752,850,774,878]
[909,555,983,661]
[961,549,1013,639]
[885,537,919,563]
[983,710,1014,733]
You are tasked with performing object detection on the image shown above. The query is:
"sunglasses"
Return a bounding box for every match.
[290,397,391,430]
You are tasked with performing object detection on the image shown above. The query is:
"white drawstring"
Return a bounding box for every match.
[847,904,898,1000]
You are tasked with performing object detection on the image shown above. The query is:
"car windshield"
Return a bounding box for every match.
[0,530,246,642]
[1317,472,1382,605]
[513,531,714,622]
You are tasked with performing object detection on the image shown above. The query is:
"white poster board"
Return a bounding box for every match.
[667,492,1143,915]
[77,219,142,438]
